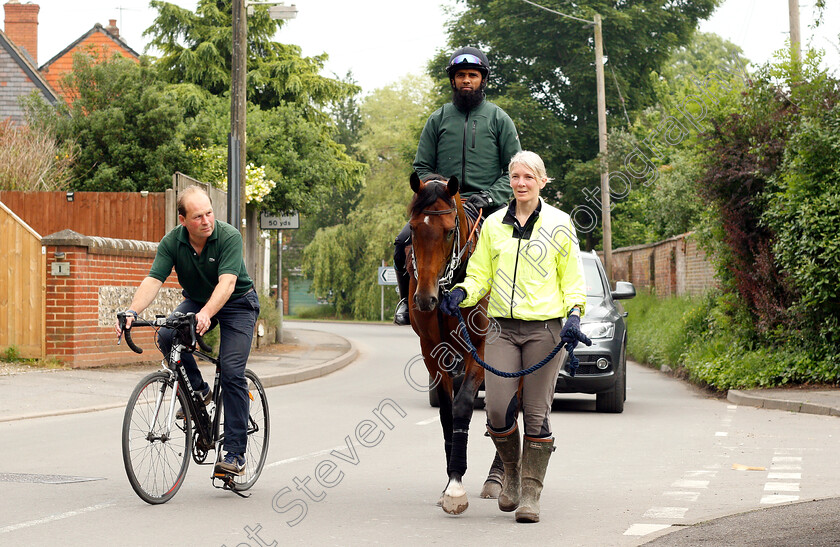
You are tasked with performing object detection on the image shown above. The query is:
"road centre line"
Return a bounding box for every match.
[0,502,115,534]
[265,446,345,469]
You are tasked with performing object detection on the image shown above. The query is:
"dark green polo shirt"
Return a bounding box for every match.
[149,220,253,304]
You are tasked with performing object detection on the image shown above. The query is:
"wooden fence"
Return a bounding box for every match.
[0,191,170,242]
[0,201,45,358]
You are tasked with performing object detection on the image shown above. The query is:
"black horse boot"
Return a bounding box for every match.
[393,264,411,325]
[515,436,554,523]
[488,424,521,512]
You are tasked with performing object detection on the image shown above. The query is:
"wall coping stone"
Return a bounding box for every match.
[42,229,159,258]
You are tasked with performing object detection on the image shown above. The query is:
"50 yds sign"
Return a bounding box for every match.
[260,212,300,230]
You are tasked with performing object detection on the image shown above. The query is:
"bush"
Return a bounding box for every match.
[293,304,338,320]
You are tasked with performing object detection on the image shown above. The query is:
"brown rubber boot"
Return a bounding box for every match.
[515,436,554,523]
[488,424,521,512]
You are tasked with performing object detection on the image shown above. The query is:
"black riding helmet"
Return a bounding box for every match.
[445,46,490,81]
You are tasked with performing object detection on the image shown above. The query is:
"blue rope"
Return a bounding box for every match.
[452,307,579,378]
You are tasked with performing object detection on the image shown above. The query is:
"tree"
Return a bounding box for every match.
[29,54,194,192]
[430,0,719,218]
[302,74,435,318]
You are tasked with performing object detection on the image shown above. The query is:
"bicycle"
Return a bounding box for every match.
[117,311,270,504]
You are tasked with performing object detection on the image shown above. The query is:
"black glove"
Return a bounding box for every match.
[465,191,492,210]
[560,314,592,352]
[440,288,466,316]
[560,314,591,377]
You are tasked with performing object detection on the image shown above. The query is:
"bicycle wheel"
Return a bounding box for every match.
[122,371,192,504]
[234,369,270,490]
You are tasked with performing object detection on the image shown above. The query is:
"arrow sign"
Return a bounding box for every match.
[377,266,397,286]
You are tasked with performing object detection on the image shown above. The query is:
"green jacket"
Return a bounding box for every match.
[455,199,587,320]
[413,100,521,211]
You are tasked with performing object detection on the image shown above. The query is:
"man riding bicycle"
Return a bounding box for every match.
[116,185,260,477]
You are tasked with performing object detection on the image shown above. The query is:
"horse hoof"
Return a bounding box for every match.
[480,479,502,499]
[436,495,443,507]
[442,493,469,515]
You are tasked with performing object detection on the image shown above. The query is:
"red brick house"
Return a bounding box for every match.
[0,2,57,123]
[1,0,140,120]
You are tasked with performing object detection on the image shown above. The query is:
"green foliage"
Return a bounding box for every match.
[292,304,338,320]
[432,0,720,217]
[146,0,356,112]
[29,54,194,191]
[257,291,280,329]
[624,291,838,391]
[1,346,22,362]
[299,75,435,319]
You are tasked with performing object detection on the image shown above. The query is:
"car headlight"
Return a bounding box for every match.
[580,321,614,340]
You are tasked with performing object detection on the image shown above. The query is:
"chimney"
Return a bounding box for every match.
[106,18,119,37]
[4,0,39,64]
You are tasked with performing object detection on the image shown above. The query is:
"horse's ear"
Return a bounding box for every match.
[410,172,421,194]
[447,176,460,196]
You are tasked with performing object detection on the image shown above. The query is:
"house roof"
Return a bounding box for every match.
[0,27,59,105]
[39,23,140,72]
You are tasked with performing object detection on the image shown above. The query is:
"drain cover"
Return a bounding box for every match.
[0,473,105,484]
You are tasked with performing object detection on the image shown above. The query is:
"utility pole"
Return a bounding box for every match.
[230,0,247,241]
[788,0,801,66]
[593,13,612,282]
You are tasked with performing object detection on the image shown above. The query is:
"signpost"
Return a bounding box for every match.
[261,211,299,343]
[378,265,397,321]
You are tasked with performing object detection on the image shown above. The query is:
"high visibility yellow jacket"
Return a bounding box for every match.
[455,199,587,320]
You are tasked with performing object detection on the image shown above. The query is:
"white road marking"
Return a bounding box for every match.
[772,456,802,463]
[624,523,672,536]
[415,416,440,426]
[764,482,800,492]
[768,472,801,480]
[715,431,728,437]
[770,463,802,470]
[663,491,700,502]
[0,502,115,534]
[684,470,717,478]
[671,479,709,489]
[643,507,688,519]
[761,494,800,504]
[265,446,345,469]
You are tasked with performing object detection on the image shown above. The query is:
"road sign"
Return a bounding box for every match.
[260,211,299,230]
[378,266,397,286]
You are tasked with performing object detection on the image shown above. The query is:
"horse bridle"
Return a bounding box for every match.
[411,202,473,289]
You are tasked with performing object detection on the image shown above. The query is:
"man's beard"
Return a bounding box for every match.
[452,87,485,112]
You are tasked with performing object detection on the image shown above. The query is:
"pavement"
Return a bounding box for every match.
[0,327,357,423]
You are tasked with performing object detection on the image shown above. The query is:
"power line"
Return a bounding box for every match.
[519,0,594,25]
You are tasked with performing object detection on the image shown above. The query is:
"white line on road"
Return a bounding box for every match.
[768,472,801,480]
[0,502,115,534]
[663,491,700,502]
[671,479,709,489]
[643,506,688,519]
[415,416,439,426]
[624,523,671,536]
[761,494,799,504]
[265,446,345,469]
[764,482,800,492]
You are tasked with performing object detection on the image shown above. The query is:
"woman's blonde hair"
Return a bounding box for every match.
[509,150,553,183]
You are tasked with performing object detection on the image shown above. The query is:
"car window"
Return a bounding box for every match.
[582,258,605,297]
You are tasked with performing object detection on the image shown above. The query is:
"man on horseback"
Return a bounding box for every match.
[393,46,521,325]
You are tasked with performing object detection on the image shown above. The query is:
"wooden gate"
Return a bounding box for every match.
[0,201,46,358]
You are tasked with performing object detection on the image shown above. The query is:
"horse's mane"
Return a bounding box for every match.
[409,175,455,217]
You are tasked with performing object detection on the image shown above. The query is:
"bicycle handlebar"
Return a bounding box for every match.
[117,312,213,355]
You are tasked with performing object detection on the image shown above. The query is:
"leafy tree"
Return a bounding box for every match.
[431,0,720,216]
[302,74,435,318]
[146,0,353,112]
[30,54,194,192]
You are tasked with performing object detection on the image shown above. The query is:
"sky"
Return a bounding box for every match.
[13,0,840,94]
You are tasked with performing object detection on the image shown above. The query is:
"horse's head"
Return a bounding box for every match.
[408,172,461,312]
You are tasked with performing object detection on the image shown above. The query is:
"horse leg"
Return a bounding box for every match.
[435,378,454,507]
[441,367,481,515]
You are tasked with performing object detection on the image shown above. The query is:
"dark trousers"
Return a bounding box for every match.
[157,289,260,454]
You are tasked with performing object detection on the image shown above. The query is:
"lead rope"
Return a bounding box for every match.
[449,302,581,378]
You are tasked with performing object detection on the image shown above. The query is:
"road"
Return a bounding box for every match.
[2,321,840,546]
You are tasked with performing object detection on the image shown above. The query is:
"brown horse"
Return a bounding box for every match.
[406,172,496,514]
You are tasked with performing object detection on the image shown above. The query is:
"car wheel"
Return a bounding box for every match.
[596,341,626,413]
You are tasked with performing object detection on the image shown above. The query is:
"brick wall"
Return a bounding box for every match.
[3,2,39,63]
[601,232,717,297]
[43,229,182,368]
